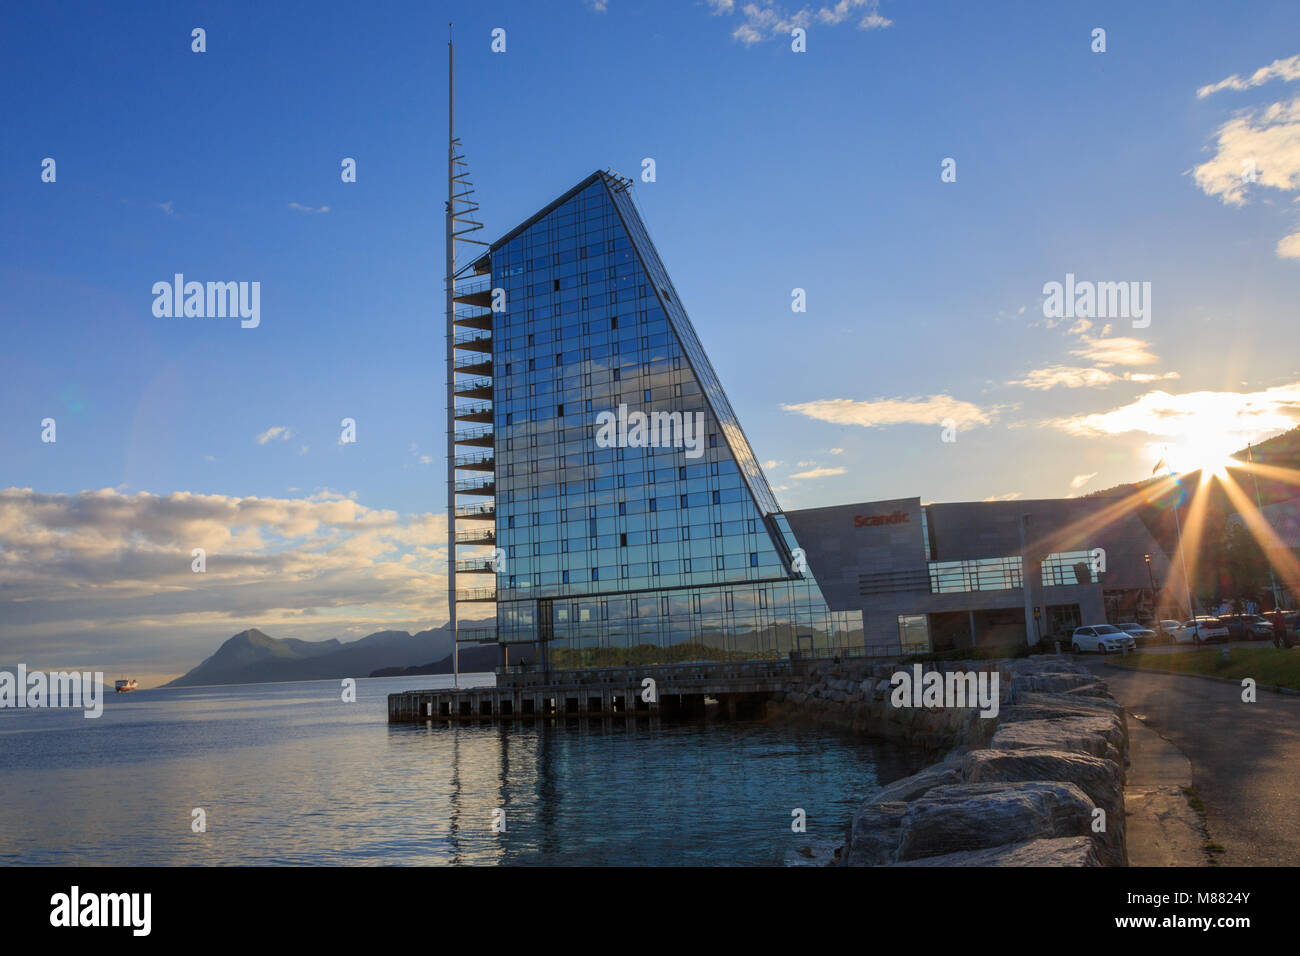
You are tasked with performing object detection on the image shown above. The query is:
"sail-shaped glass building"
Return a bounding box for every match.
[451,171,861,668]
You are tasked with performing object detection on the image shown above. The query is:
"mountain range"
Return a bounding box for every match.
[164,622,497,687]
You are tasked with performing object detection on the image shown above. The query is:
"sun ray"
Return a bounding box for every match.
[1216,471,1300,599]
[1229,458,1300,490]
[1024,475,1180,556]
[1165,469,1216,614]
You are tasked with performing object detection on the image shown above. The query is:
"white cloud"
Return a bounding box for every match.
[1197,54,1300,99]
[783,395,996,430]
[1193,96,1300,208]
[1009,366,1120,390]
[762,459,781,470]
[1069,334,1160,367]
[789,466,846,480]
[983,492,1021,502]
[828,447,844,455]
[715,0,892,45]
[1007,366,1180,390]
[1193,57,1300,260]
[0,487,453,673]
[1071,472,1098,489]
[288,202,331,214]
[255,426,293,445]
[1041,382,1300,441]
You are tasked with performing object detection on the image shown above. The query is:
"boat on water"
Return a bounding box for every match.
[114,679,138,693]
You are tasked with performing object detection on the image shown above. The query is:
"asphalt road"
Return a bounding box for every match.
[1082,651,1300,866]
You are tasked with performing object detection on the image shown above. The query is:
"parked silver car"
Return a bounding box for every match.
[1117,621,1158,645]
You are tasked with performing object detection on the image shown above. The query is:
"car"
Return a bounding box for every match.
[1157,620,1182,639]
[1071,625,1137,655]
[1218,614,1274,640]
[1117,621,1158,645]
[1215,613,1245,640]
[1171,617,1230,644]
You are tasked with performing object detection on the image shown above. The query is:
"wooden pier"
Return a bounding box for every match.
[388,658,801,723]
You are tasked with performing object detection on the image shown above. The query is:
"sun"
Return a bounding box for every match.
[1162,438,1235,479]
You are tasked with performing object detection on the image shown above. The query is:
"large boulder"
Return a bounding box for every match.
[867,756,963,805]
[844,802,908,865]
[890,836,1101,867]
[961,748,1126,865]
[1010,658,1083,675]
[991,714,1127,764]
[1010,673,1111,697]
[894,781,1095,861]
[1000,690,1123,723]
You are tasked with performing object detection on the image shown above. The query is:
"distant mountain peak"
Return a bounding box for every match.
[164,620,494,688]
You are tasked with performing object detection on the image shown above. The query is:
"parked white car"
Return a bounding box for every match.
[1171,617,1230,644]
[1072,625,1137,655]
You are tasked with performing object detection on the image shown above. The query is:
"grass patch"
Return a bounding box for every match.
[1106,647,1300,692]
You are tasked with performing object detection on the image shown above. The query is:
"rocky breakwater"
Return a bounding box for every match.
[769,656,1128,866]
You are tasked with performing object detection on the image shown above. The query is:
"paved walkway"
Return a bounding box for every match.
[1121,717,1209,866]
[1085,658,1300,866]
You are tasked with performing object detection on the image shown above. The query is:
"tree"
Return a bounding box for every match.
[1223,520,1269,605]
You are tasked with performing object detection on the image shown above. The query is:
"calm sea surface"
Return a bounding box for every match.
[0,676,928,866]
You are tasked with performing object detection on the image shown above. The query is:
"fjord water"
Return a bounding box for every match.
[0,676,926,866]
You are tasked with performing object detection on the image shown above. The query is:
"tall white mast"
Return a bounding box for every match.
[446,29,458,684]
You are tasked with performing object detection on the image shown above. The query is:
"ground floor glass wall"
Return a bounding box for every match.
[497,577,862,667]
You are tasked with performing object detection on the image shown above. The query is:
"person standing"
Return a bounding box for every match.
[1270,609,1286,649]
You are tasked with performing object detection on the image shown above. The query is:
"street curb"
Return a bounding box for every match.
[1099,660,1300,696]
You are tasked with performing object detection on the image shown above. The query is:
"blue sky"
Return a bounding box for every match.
[4,0,1300,676]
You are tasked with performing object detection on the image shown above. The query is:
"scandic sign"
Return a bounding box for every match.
[854,511,911,528]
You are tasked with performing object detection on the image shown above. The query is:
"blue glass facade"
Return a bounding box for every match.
[460,171,860,667]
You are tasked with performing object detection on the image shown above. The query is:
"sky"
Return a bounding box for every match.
[3,0,1300,678]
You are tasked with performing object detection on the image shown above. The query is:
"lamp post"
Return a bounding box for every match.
[1144,552,1157,625]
